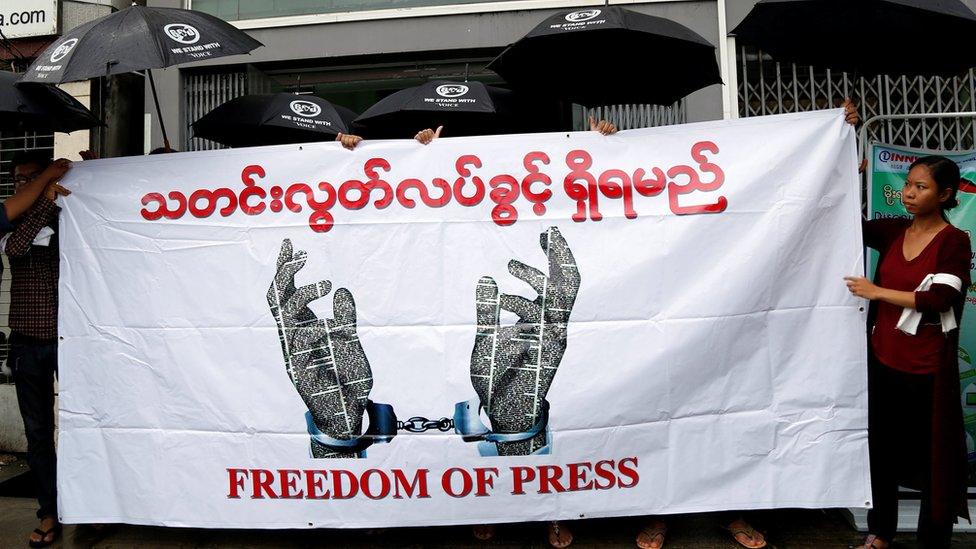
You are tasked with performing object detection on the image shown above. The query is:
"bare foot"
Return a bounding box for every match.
[726,518,766,549]
[547,521,573,548]
[636,518,667,549]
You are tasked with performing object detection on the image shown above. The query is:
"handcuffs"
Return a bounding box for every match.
[306,398,551,457]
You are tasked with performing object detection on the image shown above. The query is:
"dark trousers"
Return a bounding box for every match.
[10,333,58,519]
[867,359,953,549]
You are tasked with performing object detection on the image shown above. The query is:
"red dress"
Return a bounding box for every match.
[864,217,972,523]
[870,221,971,373]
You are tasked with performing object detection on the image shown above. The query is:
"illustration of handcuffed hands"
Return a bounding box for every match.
[267,239,374,458]
[468,227,580,455]
[267,227,579,458]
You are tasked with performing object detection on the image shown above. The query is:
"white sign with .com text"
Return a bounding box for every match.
[0,0,58,39]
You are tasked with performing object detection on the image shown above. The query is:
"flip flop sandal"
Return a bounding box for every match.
[725,524,767,549]
[547,521,573,548]
[636,522,667,549]
[28,523,62,548]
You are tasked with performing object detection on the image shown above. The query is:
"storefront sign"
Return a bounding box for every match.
[0,1,58,40]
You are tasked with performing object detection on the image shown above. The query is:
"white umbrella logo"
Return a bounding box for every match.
[436,84,469,98]
[565,9,601,22]
[290,100,322,117]
[164,23,201,45]
[50,39,79,63]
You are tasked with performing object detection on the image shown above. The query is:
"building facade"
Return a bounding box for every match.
[148,0,740,151]
[146,0,976,154]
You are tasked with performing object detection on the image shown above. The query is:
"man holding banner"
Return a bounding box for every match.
[6,152,73,548]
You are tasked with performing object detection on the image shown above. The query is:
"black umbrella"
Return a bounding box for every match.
[20,5,262,148]
[191,93,350,147]
[0,71,101,133]
[334,104,361,133]
[487,6,721,106]
[731,0,976,77]
[354,80,535,139]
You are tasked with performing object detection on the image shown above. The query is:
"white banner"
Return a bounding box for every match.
[57,110,869,527]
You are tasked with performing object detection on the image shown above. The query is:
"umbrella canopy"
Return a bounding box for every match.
[731,0,976,77]
[20,5,262,83]
[354,80,535,138]
[487,6,721,106]
[192,93,351,147]
[0,71,101,133]
[333,104,360,132]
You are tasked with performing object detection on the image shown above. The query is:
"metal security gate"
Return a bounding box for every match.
[576,102,686,131]
[0,133,53,197]
[738,46,976,151]
[184,70,247,152]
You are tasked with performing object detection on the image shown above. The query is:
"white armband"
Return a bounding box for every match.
[896,273,962,335]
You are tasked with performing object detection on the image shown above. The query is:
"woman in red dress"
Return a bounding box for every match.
[847,156,972,549]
